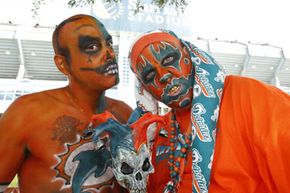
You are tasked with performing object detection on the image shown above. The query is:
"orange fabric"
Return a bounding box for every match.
[148,110,193,193]
[210,75,290,193]
[148,75,290,193]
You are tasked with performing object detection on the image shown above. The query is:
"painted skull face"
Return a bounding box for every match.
[58,15,119,91]
[112,144,154,193]
[134,40,194,110]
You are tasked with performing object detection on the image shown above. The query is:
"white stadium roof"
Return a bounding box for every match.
[0,24,289,90]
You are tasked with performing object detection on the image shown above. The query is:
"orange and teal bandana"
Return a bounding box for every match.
[129,30,226,193]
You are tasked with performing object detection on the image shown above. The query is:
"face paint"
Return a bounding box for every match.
[149,42,181,72]
[136,41,194,110]
[76,27,118,76]
[78,35,102,63]
[59,15,119,90]
[80,59,118,76]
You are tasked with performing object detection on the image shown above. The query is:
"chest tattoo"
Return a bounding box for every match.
[51,115,83,144]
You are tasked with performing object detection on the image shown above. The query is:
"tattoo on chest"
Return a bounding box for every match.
[51,115,83,144]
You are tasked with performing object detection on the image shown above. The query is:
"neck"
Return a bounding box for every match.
[174,107,191,133]
[65,84,106,115]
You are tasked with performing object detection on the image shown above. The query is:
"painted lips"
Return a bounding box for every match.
[168,84,182,96]
[104,63,118,76]
[80,60,118,76]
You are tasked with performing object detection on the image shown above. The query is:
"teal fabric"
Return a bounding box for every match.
[168,30,226,193]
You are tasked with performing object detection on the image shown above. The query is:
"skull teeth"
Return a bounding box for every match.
[105,64,118,76]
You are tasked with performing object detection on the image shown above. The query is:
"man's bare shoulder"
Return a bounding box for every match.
[105,97,133,124]
[0,88,69,127]
[4,88,65,112]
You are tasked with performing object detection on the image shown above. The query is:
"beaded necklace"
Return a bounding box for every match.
[165,111,193,193]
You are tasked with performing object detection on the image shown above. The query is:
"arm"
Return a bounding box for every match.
[0,99,28,192]
[254,87,290,192]
[240,77,290,192]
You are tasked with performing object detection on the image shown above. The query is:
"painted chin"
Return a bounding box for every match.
[164,88,192,108]
[179,98,191,108]
[167,97,191,110]
[104,63,118,76]
[115,75,120,85]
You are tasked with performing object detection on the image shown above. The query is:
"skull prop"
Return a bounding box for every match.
[91,108,165,193]
[112,144,153,193]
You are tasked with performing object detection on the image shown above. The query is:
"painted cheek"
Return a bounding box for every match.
[179,59,192,76]
[145,82,163,100]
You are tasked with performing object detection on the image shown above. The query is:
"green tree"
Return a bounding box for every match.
[32,0,189,17]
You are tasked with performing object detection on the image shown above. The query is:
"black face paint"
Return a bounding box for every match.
[88,55,92,64]
[97,93,106,113]
[78,35,102,56]
[80,59,117,74]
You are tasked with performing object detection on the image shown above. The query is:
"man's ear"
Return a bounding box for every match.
[54,54,69,75]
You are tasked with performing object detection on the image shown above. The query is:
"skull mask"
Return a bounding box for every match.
[91,108,165,193]
[112,144,154,193]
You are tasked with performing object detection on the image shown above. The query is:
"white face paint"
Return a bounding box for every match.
[112,144,154,193]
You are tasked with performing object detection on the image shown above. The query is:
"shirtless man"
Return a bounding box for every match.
[0,14,132,193]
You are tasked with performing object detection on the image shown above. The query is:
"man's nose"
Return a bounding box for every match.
[104,47,115,60]
[159,73,172,83]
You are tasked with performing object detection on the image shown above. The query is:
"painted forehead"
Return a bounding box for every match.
[61,16,111,41]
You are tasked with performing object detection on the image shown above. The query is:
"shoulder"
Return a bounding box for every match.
[224,75,289,99]
[221,75,290,122]
[8,87,65,108]
[4,91,46,114]
[224,75,267,91]
[1,88,67,123]
[0,91,48,137]
[105,97,133,124]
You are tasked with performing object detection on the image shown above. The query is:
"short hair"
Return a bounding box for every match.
[52,14,96,64]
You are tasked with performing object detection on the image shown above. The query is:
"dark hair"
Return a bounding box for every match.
[52,14,96,65]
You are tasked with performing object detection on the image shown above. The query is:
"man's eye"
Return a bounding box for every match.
[163,56,174,65]
[144,70,156,83]
[85,44,99,53]
[162,53,178,66]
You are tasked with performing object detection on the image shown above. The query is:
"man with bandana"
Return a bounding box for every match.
[0,14,132,193]
[129,30,290,193]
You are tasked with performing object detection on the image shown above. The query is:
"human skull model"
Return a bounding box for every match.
[112,144,154,193]
[91,108,164,193]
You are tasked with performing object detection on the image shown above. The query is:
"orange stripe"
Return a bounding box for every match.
[192,49,209,64]
[195,75,209,96]
[192,116,205,141]
[193,175,201,193]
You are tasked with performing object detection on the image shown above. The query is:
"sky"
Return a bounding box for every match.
[0,0,289,56]
[184,0,290,56]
